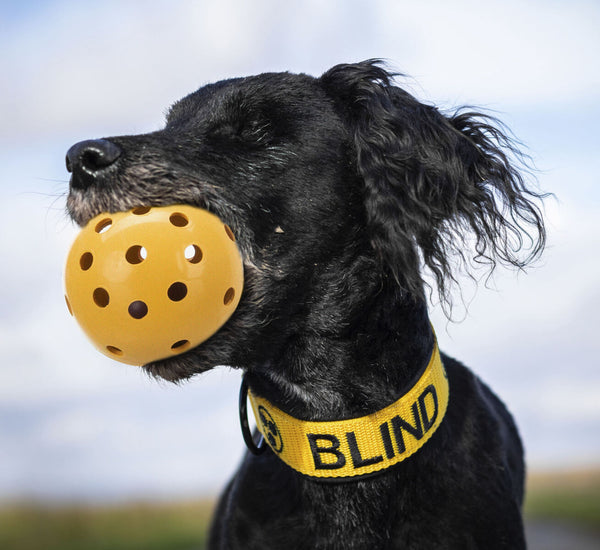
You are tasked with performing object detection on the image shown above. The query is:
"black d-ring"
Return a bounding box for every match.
[239,373,267,455]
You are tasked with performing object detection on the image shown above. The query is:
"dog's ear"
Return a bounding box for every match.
[321,60,546,305]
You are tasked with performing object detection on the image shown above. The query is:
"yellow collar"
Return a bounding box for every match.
[244,339,449,481]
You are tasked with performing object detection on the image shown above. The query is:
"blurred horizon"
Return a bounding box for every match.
[1,0,599,504]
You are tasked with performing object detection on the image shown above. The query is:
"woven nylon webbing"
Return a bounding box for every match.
[248,341,448,480]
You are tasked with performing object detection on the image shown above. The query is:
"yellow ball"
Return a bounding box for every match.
[64,205,244,366]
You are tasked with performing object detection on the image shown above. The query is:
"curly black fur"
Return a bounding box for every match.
[66,60,545,549]
[322,61,545,303]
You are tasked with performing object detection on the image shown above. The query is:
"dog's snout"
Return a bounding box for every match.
[66,139,121,189]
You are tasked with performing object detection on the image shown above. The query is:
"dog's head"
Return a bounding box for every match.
[66,60,545,381]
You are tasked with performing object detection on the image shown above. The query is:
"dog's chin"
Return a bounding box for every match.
[67,188,174,228]
[67,189,125,227]
[143,352,214,383]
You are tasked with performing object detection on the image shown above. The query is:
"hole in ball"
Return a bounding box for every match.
[132,206,151,215]
[128,300,148,319]
[79,252,93,271]
[106,345,123,356]
[93,288,110,308]
[168,282,188,302]
[171,339,190,352]
[65,295,73,316]
[125,245,147,264]
[95,218,112,234]
[224,225,235,241]
[224,287,235,305]
[169,212,189,227]
[184,244,202,264]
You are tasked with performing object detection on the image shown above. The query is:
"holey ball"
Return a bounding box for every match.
[64,205,244,366]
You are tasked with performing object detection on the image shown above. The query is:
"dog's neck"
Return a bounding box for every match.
[245,279,434,422]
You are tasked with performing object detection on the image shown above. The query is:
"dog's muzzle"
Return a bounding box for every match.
[64,205,244,365]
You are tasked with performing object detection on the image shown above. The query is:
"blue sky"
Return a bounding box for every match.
[1,0,599,502]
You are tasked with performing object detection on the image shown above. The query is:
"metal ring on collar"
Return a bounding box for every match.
[239,373,267,455]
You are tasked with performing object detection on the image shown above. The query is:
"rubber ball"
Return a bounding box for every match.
[64,205,244,365]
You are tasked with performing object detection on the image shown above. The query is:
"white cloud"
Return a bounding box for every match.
[1,0,598,144]
[0,372,244,500]
[376,0,600,106]
[430,196,600,364]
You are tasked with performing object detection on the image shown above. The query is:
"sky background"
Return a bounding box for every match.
[1,0,599,502]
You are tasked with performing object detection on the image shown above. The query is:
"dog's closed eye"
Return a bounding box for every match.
[207,97,273,143]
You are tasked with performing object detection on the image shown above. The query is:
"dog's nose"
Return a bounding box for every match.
[66,139,122,189]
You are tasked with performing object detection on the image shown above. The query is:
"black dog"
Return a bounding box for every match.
[66,60,545,549]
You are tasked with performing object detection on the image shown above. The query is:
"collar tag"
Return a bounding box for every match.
[247,341,449,480]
